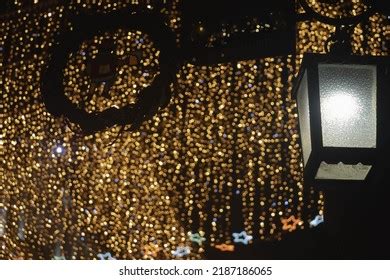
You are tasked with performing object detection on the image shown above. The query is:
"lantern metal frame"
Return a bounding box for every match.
[293,53,390,189]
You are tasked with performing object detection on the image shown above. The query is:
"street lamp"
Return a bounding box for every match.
[293,0,390,252]
[294,53,390,187]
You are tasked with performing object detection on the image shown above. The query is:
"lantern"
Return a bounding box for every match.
[294,53,390,187]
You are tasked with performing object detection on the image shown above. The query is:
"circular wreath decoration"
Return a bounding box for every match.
[41,10,178,134]
[298,0,373,26]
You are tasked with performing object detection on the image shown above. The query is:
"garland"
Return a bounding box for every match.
[41,9,178,134]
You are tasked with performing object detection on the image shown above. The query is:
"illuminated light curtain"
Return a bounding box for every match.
[1,0,389,259]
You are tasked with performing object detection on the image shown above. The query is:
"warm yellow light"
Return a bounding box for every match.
[2,0,385,260]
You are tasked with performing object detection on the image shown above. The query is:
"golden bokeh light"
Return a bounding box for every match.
[1,0,388,259]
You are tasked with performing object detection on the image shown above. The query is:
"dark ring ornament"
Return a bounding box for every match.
[298,0,374,26]
[41,9,178,134]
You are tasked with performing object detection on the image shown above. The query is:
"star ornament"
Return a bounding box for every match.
[232,231,253,245]
[281,215,301,232]
[97,252,116,260]
[310,215,324,228]
[172,246,191,258]
[188,231,206,245]
[215,244,235,252]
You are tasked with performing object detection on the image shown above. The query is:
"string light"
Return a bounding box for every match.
[1,0,388,260]
[143,243,160,258]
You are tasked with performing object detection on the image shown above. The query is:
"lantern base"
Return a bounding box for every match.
[315,161,372,181]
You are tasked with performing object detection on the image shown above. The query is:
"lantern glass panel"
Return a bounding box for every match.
[318,64,377,148]
[297,71,312,166]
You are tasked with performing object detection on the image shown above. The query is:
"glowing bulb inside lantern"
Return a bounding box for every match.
[322,92,359,122]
